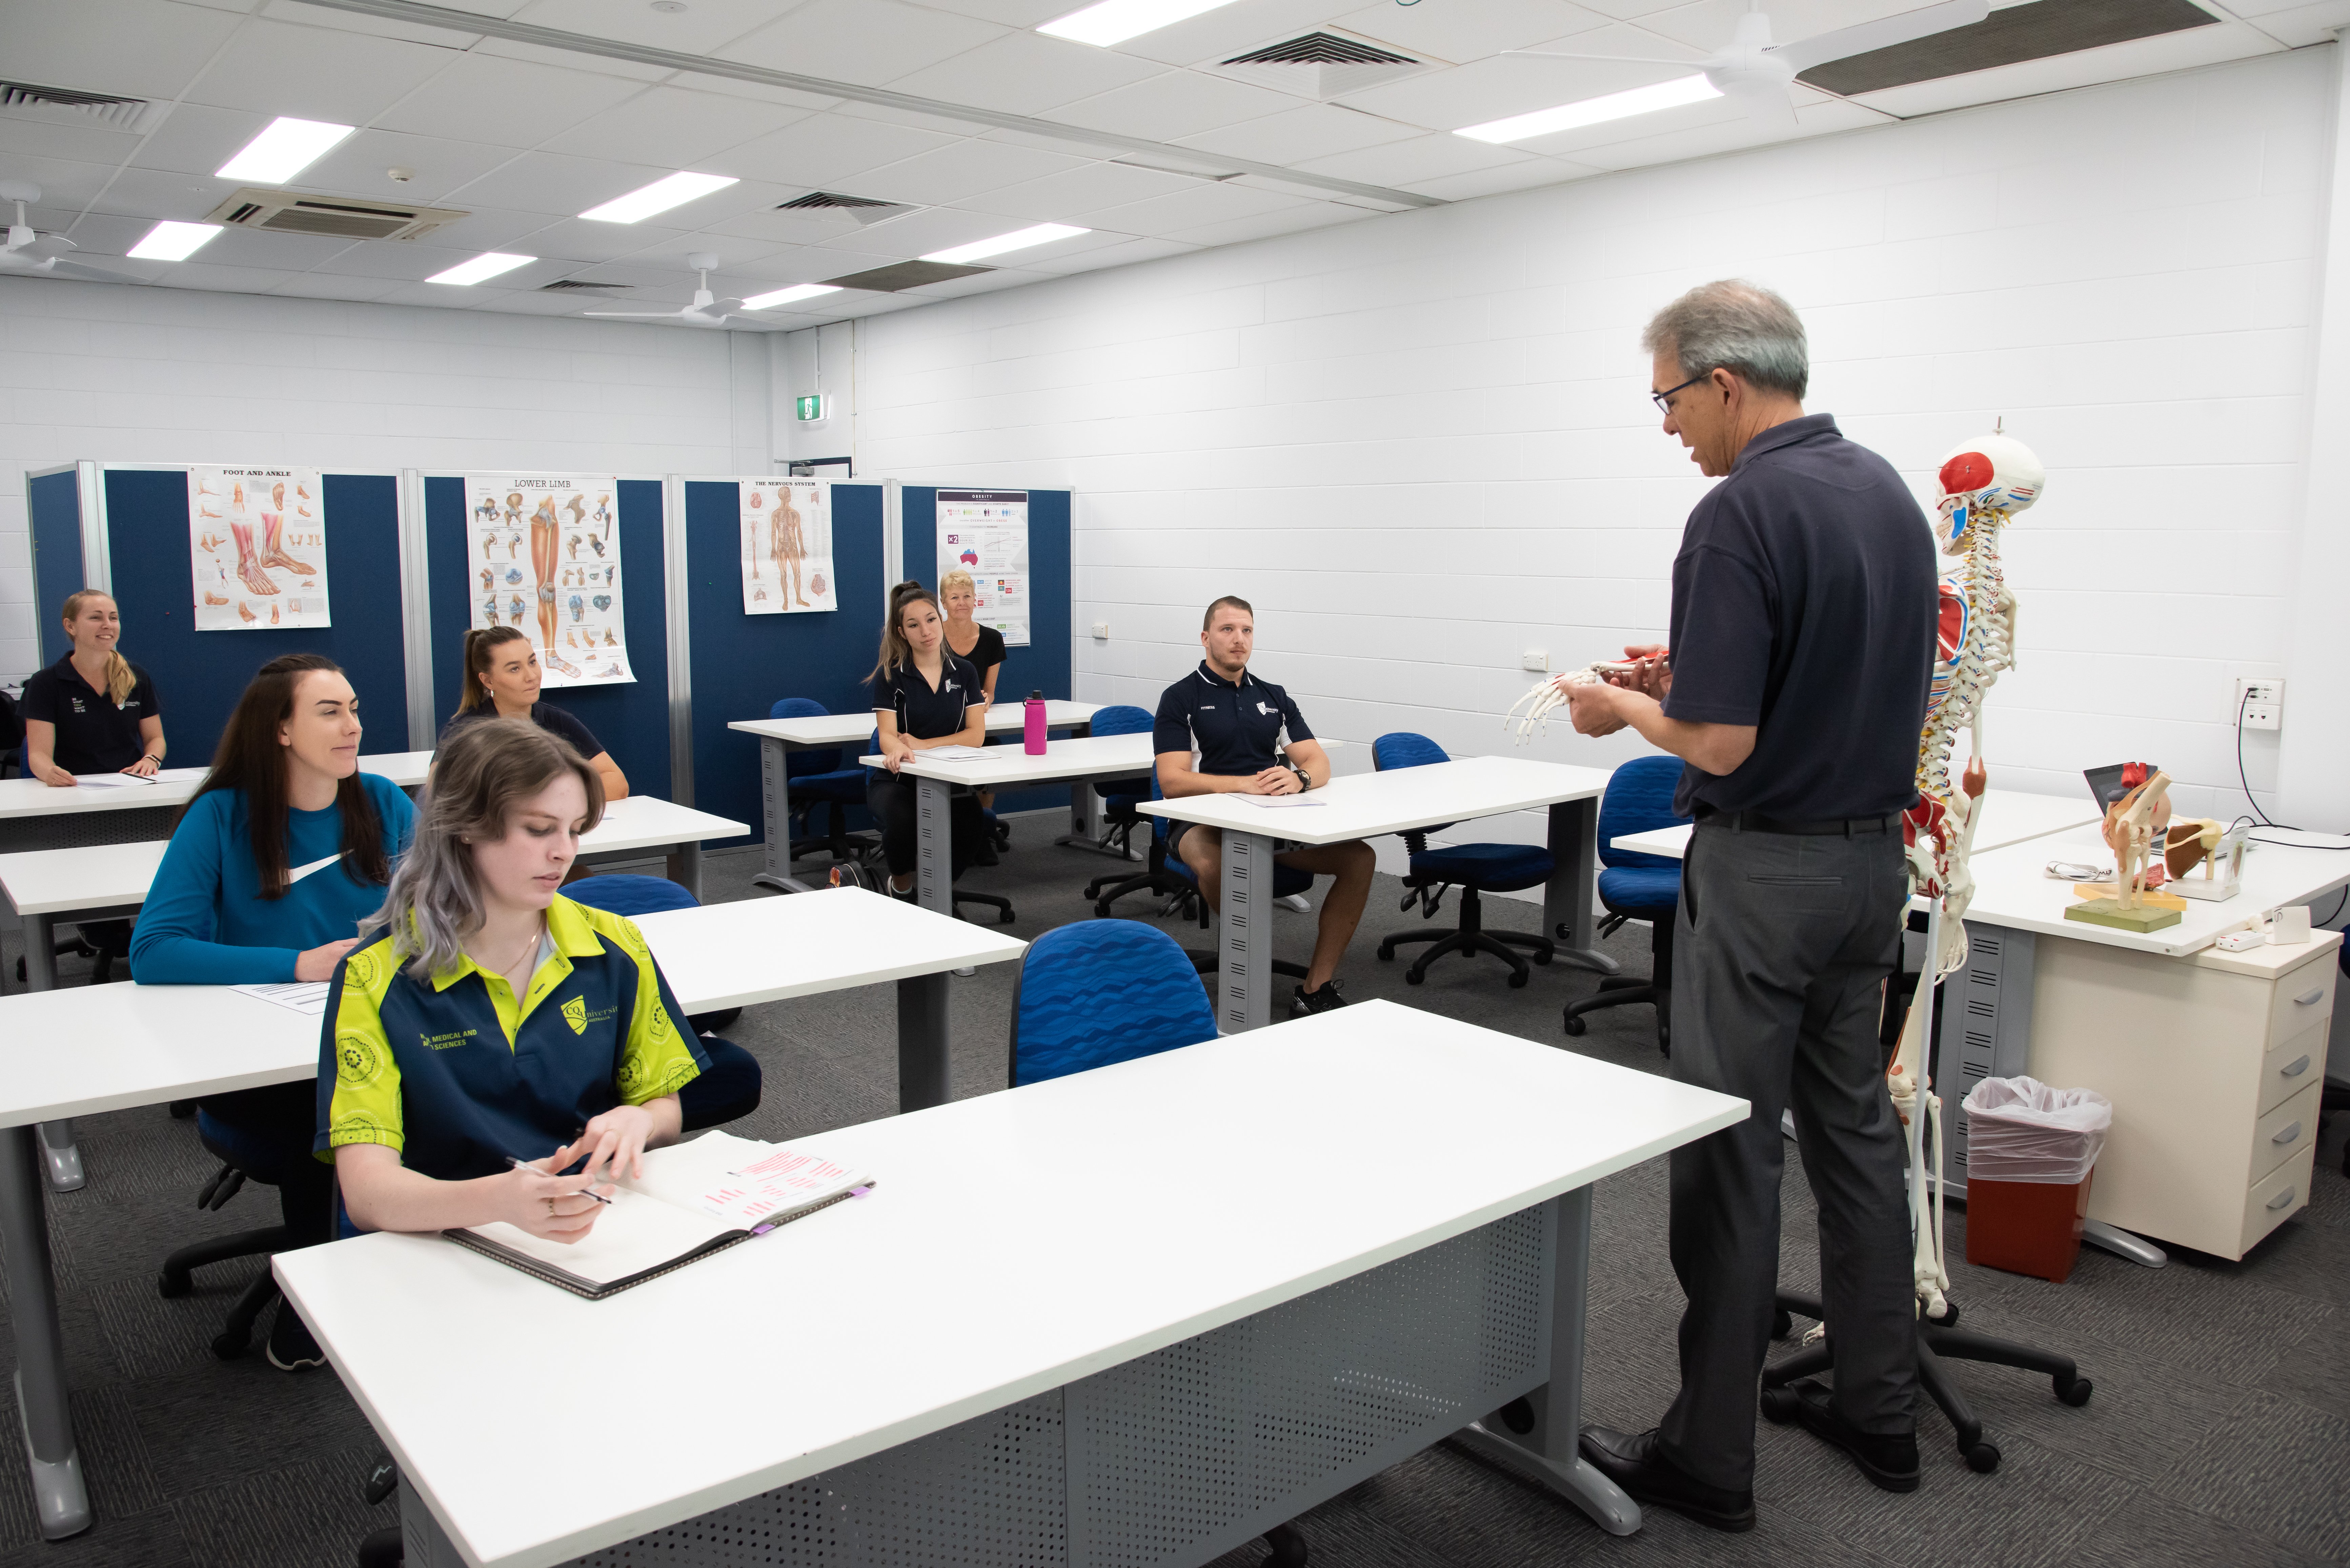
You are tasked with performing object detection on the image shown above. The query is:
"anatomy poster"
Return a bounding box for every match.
[463,475,632,688]
[739,479,836,615]
[187,466,330,630]
[936,489,1029,647]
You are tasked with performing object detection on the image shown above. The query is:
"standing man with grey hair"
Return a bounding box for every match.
[1561,280,1936,1529]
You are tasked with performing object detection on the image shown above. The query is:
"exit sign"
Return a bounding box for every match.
[795,394,828,422]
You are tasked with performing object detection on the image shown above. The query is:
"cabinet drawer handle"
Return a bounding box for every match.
[2294,988,2325,1006]
[2267,1188,2297,1211]
[2271,1122,2302,1146]
[2280,1055,2311,1078]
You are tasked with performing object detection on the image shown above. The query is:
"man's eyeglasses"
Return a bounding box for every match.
[1650,371,1710,414]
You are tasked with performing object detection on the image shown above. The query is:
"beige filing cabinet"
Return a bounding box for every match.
[2030,930,2336,1261]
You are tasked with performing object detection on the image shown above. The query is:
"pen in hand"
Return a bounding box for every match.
[505,1154,613,1204]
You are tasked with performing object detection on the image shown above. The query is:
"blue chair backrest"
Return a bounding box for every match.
[1372,731,1447,772]
[563,873,700,917]
[1012,921,1215,1086]
[769,697,844,776]
[1597,755,1690,870]
[1090,703,1153,738]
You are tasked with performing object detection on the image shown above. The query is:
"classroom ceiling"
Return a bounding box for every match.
[0,0,2319,329]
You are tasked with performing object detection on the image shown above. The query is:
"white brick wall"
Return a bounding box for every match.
[0,282,774,677]
[844,47,2340,850]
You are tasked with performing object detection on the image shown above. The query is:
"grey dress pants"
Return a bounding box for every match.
[1656,816,1920,1492]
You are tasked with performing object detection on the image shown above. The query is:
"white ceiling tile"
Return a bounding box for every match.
[1561,91,1879,166]
[1400,156,1598,200]
[35,211,161,258]
[2227,0,2350,41]
[664,74,845,114]
[700,205,918,246]
[468,36,672,82]
[814,203,1046,254]
[1296,131,1535,185]
[883,29,1169,115]
[0,156,129,217]
[1339,45,1704,130]
[703,111,964,189]
[296,130,525,207]
[154,261,302,292]
[1158,202,1369,248]
[1066,179,1309,235]
[1023,233,1199,272]
[127,102,276,178]
[895,0,1071,23]
[77,166,230,224]
[439,151,680,218]
[1629,0,1966,56]
[504,0,823,54]
[0,117,144,170]
[850,138,1094,205]
[178,17,464,122]
[1849,20,2283,118]
[500,213,700,262]
[540,86,812,166]
[0,0,242,100]
[1176,102,1423,164]
[427,207,593,251]
[718,0,1009,88]
[308,238,522,281]
[163,225,357,270]
[1045,70,1301,142]
[966,160,1199,221]
[372,53,647,146]
[1328,0,1617,59]
[267,273,412,302]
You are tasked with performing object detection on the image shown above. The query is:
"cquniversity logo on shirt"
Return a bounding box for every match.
[1256,701,1274,716]
[562,996,588,1034]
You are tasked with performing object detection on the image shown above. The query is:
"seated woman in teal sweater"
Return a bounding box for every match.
[129,653,413,1373]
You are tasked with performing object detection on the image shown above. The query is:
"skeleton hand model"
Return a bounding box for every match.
[1501,662,1639,743]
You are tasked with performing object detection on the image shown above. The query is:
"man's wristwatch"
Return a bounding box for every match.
[1286,763,1312,793]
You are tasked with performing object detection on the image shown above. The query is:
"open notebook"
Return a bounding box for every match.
[445,1131,871,1300]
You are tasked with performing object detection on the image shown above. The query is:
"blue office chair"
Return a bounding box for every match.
[158,1112,303,1360]
[1009,921,1215,1086]
[562,874,763,1129]
[1118,775,1314,985]
[1371,734,1556,989]
[1090,767,1204,919]
[1071,704,1156,869]
[1562,755,1688,1053]
[770,697,875,866]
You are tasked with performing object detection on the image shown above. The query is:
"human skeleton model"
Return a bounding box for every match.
[528,496,579,678]
[772,488,813,609]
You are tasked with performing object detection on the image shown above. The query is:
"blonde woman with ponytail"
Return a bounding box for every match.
[22,590,166,787]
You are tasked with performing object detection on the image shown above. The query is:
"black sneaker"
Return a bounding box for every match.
[1764,1379,1920,1492]
[1577,1426,1755,1533]
[1291,978,1349,1017]
[265,1300,326,1373]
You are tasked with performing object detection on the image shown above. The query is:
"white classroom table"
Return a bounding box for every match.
[857,733,1160,916]
[1143,756,1615,1033]
[0,751,434,853]
[729,701,1102,876]
[1605,788,2098,863]
[0,885,1023,1542]
[277,1000,1747,1568]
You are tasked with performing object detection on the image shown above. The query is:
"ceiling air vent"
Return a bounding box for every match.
[1214,32,1426,98]
[540,279,631,292]
[0,79,167,133]
[774,191,915,227]
[818,261,992,293]
[1799,0,2219,97]
[203,187,468,242]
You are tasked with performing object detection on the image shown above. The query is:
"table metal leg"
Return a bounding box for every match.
[1217,829,1274,1034]
[914,776,952,919]
[759,737,794,880]
[18,913,85,1192]
[896,971,951,1113]
[0,1126,90,1540]
[1452,1187,1641,1536]
[1543,798,1619,976]
[675,842,704,904]
[23,911,57,993]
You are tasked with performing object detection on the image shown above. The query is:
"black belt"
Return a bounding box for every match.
[1698,808,1899,837]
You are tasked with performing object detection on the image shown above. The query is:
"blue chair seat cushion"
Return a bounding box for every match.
[1167,852,1312,898]
[1409,842,1554,892]
[1015,922,1214,1086]
[563,873,698,918]
[1597,865,1681,918]
[194,1108,296,1186]
[791,767,867,802]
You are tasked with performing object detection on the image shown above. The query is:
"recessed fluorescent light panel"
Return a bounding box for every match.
[921,223,1089,265]
[215,117,356,183]
[579,171,738,224]
[1039,0,1244,47]
[126,221,222,261]
[743,283,843,309]
[1456,74,1721,144]
[427,252,534,286]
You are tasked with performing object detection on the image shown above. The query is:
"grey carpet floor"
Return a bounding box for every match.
[1,817,2345,1568]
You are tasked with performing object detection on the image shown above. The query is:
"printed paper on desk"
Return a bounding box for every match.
[912,745,991,761]
[1232,794,1327,809]
[622,1130,869,1232]
[71,773,158,789]
[232,981,332,1016]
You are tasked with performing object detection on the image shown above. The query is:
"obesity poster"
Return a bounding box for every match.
[186,466,330,629]
[463,475,632,687]
[739,479,836,615]
[936,489,1028,647]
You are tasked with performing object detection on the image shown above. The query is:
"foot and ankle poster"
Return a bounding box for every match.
[463,475,632,687]
[186,467,330,629]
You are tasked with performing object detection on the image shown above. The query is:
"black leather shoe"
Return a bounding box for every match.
[1577,1426,1755,1533]
[1765,1380,1919,1492]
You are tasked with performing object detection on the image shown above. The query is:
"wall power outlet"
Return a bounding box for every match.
[2235,678,2283,730]
[1521,651,1548,673]
[1091,622,1110,640]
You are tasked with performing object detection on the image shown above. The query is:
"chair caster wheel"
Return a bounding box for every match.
[1376,945,1396,961]
[1758,1386,1799,1424]
[1507,969,1529,989]
[357,1524,405,1568]
[1263,1523,1308,1566]
[212,1330,253,1361]
[1533,950,1553,965]
[1498,1397,1536,1435]
[1964,1441,2001,1473]
[1562,1014,1587,1036]
[1404,969,1424,986]
[159,1270,193,1299]
[1772,1308,1792,1339]
[2056,1376,2092,1407]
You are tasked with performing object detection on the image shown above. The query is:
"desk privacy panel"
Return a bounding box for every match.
[424,476,671,797]
[684,480,885,850]
[26,470,86,668]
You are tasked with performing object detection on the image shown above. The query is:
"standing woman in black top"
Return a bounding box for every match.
[869,582,987,898]
[442,625,629,800]
[939,566,1009,833]
[21,590,167,786]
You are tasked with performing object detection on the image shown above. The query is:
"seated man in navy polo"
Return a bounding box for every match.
[1153,595,1375,1016]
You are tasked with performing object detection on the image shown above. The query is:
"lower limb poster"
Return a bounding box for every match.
[464,475,631,687]
[187,466,329,629]
[936,489,1028,646]
[739,479,836,614]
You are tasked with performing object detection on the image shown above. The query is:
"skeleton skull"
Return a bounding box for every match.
[1933,432,2043,555]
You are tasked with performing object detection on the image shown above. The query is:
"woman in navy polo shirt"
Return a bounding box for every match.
[867,582,987,899]
[322,718,706,1240]
[441,625,629,801]
[21,589,166,785]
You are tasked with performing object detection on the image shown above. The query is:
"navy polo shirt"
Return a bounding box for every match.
[872,654,983,740]
[21,655,159,774]
[1153,661,1314,777]
[1662,413,1936,822]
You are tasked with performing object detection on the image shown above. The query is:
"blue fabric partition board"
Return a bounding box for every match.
[26,470,85,666]
[82,469,409,766]
[900,487,1073,816]
[683,480,885,849]
[423,477,670,797]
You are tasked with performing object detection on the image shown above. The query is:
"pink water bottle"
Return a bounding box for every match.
[1023,690,1047,755]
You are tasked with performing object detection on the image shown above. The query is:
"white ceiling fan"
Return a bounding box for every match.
[0,182,136,281]
[581,252,773,328]
[1506,0,1992,130]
